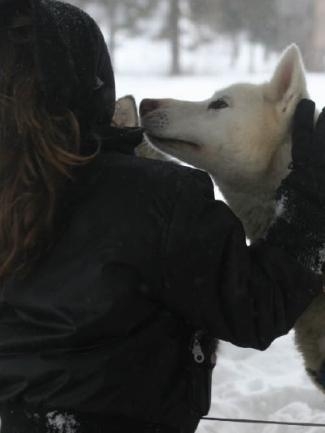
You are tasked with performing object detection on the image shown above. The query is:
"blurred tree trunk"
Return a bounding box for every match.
[263,46,271,62]
[169,0,181,75]
[230,34,240,67]
[248,41,256,74]
[107,2,118,66]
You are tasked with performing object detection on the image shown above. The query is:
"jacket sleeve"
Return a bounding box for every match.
[159,168,322,350]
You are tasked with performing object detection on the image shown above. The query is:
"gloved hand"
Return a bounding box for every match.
[266,99,325,276]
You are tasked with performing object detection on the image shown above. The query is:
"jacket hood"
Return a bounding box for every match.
[0,0,116,133]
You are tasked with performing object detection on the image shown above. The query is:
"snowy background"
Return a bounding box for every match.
[114,38,325,433]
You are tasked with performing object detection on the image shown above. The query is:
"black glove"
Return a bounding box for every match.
[266,99,325,275]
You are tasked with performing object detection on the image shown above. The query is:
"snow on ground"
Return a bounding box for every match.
[204,335,325,433]
[115,70,325,432]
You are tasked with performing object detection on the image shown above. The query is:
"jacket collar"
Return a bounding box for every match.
[81,126,144,156]
[56,126,143,234]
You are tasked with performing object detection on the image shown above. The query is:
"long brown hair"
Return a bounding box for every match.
[0,19,96,281]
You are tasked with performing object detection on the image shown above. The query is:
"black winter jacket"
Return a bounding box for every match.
[0,129,321,432]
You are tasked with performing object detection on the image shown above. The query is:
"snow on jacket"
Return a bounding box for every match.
[0,128,321,432]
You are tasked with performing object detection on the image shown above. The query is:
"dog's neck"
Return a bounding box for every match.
[211,138,292,242]
[215,183,275,241]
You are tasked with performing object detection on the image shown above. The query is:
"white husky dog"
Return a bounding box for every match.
[139,44,325,393]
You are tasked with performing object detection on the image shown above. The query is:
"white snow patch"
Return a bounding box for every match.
[274,194,288,221]
[309,244,325,275]
[318,245,325,272]
[46,412,80,433]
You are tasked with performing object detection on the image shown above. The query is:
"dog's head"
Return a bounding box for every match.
[140,44,308,192]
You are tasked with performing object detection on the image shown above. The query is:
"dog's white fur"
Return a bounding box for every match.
[140,44,325,391]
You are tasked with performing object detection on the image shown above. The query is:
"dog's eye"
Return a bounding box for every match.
[208,99,228,110]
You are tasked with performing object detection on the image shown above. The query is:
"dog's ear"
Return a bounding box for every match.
[265,44,308,117]
[112,95,139,127]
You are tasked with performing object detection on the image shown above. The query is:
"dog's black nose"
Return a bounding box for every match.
[140,99,160,117]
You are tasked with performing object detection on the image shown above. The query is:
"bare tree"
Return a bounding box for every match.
[275,0,317,71]
[170,0,181,75]
[73,0,159,65]
[189,0,245,67]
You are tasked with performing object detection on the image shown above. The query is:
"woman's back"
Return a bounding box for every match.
[0,139,218,431]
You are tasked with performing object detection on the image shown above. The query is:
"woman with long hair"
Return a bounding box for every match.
[0,1,325,433]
